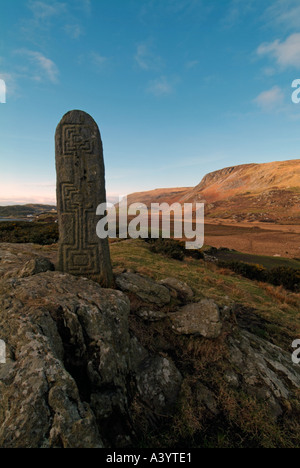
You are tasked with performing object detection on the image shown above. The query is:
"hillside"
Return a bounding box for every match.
[0,204,57,218]
[126,187,191,206]
[181,159,300,203]
[126,159,300,224]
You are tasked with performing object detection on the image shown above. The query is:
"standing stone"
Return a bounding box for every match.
[55,110,114,287]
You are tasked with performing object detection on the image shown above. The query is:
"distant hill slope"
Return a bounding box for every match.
[126,187,191,207]
[180,159,300,203]
[126,159,300,224]
[0,204,57,218]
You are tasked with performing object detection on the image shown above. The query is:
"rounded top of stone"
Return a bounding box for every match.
[56,110,99,128]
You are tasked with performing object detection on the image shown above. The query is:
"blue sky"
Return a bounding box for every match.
[1,0,300,205]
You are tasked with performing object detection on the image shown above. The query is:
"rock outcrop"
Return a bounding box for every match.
[0,248,181,448]
[158,278,194,304]
[0,244,300,448]
[170,300,222,338]
[115,272,171,306]
[19,256,55,278]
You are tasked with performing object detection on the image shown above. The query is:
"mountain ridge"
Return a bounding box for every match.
[181,159,300,203]
[126,159,300,223]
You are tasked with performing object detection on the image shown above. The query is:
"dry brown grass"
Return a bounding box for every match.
[216,387,294,448]
[260,283,300,307]
[172,379,203,438]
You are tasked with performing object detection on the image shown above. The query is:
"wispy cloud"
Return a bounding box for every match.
[257,33,300,69]
[135,42,163,71]
[186,60,199,69]
[264,0,300,31]
[64,24,83,39]
[253,86,284,111]
[24,0,89,41]
[221,0,256,29]
[161,0,202,15]
[27,0,66,20]
[262,67,276,77]
[14,49,59,83]
[139,0,209,22]
[77,51,109,72]
[20,1,65,43]
[75,0,91,15]
[90,52,107,67]
[221,0,241,28]
[147,76,174,96]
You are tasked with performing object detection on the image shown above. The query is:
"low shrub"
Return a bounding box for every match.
[218,260,300,292]
[0,222,59,245]
[145,238,204,261]
[268,267,300,292]
[218,261,267,282]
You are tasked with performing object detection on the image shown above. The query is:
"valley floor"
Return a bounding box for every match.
[204,222,300,259]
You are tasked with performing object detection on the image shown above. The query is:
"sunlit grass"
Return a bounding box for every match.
[110,239,300,347]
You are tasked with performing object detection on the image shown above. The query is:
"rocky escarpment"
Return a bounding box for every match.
[180,159,300,203]
[0,244,299,448]
[125,159,300,223]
